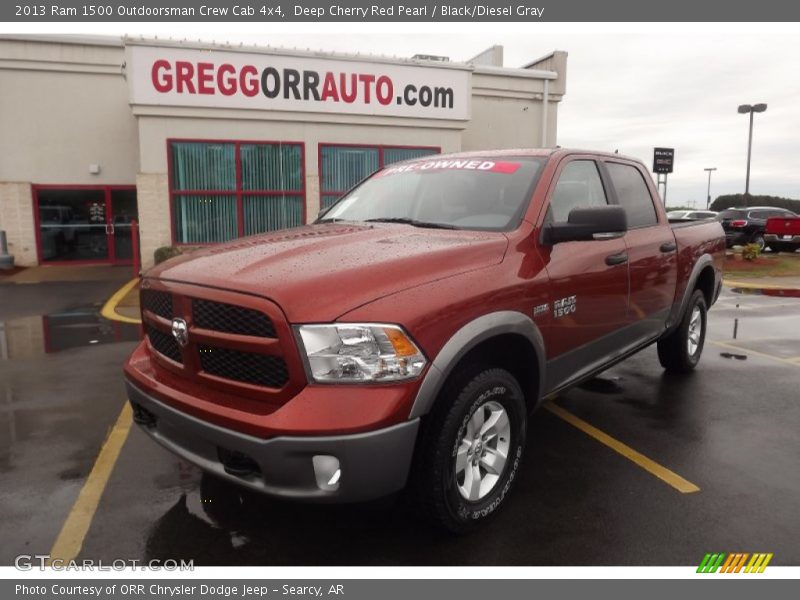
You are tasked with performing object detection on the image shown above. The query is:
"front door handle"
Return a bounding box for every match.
[660,241,677,253]
[605,252,628,266]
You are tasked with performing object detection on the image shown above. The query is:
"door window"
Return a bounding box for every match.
[548,160,608,223]
[606,163,658,228]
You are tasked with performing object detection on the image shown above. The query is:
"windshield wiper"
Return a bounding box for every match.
[364,218,460,230]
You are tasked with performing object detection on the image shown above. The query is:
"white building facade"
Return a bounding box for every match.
[0,36,567,268]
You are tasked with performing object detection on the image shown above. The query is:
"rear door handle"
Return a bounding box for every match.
[605,252,628,266]
[660,242,677,252]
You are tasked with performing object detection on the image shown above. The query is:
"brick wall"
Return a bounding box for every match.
[0,182,37,266]
[135,173,170,270]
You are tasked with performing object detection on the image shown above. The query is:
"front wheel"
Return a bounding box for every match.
[657,289,708,373]
[417,367,527,533]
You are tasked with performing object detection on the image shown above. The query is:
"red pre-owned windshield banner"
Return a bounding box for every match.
[378,160,522,177]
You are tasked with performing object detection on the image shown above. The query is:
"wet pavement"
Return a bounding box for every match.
[1,279,799,566]
[0,278,140,562]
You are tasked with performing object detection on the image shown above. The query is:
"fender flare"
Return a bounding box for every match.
[666,253,718,331]
[408,311,546,419]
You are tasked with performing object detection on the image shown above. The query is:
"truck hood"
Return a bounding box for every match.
[147,224,508,322]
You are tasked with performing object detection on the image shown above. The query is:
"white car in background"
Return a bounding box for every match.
[667,210,718,222]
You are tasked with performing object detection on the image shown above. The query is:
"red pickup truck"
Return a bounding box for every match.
[124,149,725,531]
[765,215,800,253]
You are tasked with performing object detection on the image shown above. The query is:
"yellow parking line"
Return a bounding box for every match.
[723,279,799,290]
[543,402,700,494]
[711,340,800,367]
[100,278,141,324]
[49,403,133,563]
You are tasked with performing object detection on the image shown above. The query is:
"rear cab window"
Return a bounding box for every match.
[605,162,659,228]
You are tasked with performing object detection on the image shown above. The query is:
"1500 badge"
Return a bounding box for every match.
[554,295,577,318]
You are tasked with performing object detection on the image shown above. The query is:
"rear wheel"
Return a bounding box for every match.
[416,367,527,533]
[658,289,707,373]
[751,234,766,251]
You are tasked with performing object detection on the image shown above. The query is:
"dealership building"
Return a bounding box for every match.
[0,35,567,268]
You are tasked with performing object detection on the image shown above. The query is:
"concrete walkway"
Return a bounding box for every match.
[0,264,132,284]
[115,280,141,321]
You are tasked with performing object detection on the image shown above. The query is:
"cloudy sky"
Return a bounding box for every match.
[239,29,800,207]
[11,23,799,207]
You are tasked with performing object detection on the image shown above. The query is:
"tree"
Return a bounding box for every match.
[710,194,800,213]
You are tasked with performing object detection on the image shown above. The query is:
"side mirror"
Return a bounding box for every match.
[543,205,628,244]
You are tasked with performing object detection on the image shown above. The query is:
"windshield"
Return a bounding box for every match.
[319,157,545,231]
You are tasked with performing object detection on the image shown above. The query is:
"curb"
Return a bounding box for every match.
[723,279,800,291]
[100,278,142,324]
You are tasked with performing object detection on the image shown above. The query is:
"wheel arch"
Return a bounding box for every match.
[408,311,545,419]
[694,263,717,307]
[666,253,719,332]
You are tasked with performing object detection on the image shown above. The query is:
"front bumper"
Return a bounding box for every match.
[126,380,420,502]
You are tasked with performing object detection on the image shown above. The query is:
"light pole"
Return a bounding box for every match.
[737,103,767,206]
[704,167,717,209]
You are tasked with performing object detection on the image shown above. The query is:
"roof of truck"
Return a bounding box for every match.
[416,147,643,162]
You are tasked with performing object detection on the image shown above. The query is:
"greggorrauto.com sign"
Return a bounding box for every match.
[127,43,471,120]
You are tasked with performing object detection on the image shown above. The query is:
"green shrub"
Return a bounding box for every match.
[154,246,182,265]
[742,243,761,261]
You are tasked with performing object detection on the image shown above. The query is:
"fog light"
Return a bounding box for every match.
[312,455,341,491]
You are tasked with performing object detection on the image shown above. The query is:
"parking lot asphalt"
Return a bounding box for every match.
[1,278,799,566]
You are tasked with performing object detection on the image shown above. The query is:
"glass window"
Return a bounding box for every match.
[170,141,304,243]
[319,145,438,210]
[548,160,608,223]
[718,209,747,220]
[383,147,438,166]
[321,157,544,231]
[606,162,658,228]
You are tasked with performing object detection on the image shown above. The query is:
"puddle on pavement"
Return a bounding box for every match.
[730,287,800,298]
[0,303,141,360]
[578,376,625,394]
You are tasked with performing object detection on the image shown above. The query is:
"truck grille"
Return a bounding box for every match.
[139,281,303,405]
[193,299,276,337]
[198,345,288,387]
[146,326,183,364]
[141,289,173,320]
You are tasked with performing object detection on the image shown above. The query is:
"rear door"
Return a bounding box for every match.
[537,157,629,391]
[603,160,678,341]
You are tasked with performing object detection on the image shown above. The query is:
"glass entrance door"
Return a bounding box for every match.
[109,189,138,263]
[34,186,138,264]
[36,188,110,263]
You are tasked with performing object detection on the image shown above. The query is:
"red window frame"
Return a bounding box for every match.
[167,138,307,246]
[318,143,441,205]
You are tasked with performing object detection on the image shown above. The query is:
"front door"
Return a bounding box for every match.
[34,186,137,265]
[536,158,630,393]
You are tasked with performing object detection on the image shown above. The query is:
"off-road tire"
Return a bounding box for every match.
[657,289,708,373]
[415,366,527,533]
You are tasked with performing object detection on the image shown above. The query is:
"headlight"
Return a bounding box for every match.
[297,324,427,383]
